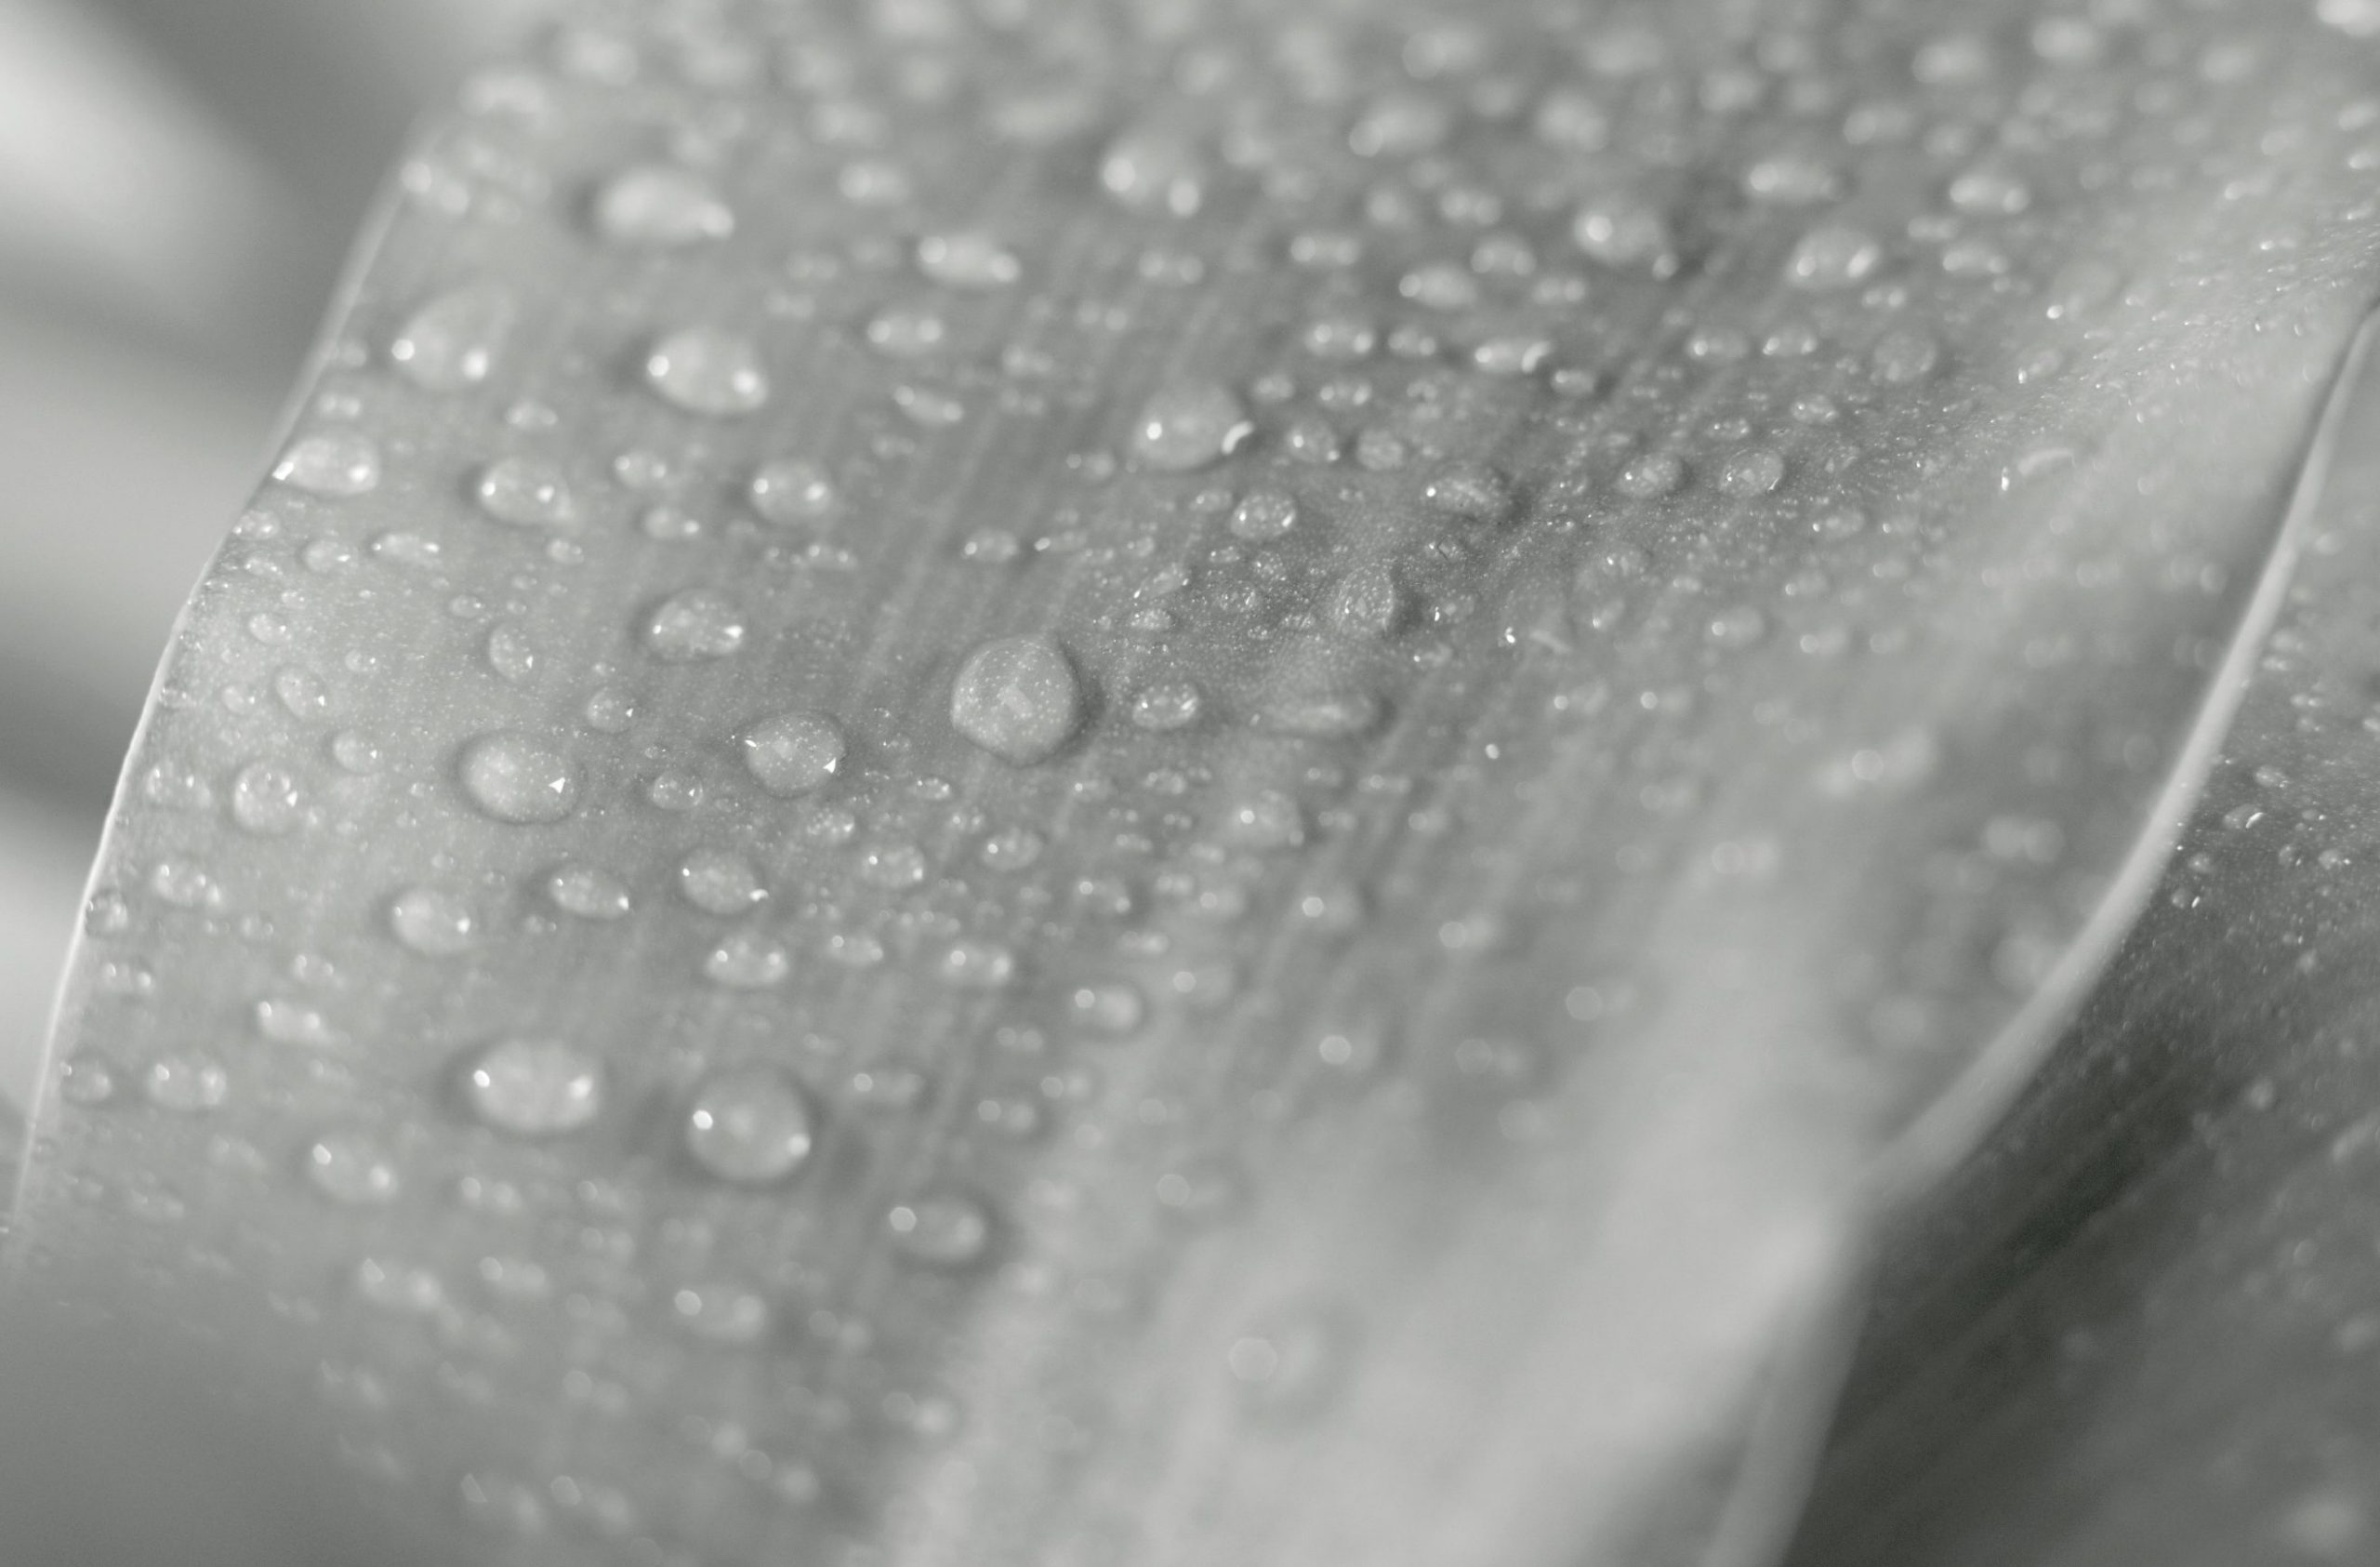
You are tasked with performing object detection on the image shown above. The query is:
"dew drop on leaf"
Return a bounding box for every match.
[272,432,382,496]
[305,1132,402,1204]
[389,888,478,956]
[457,732,581,824]
[645,326,771,416]
[1130,378,1250,471]
[886,1190,993,1268]
[463,1038,605,1136]
[740,710,846,795]
[474,457,575,526]
[644,590,747,660]
[747,458,838,525]
[950,633,1084,764]
[684,1065,815,1185]
[590,163,735,246]
[229,760,307,835]
[141,1051,229,1112]
[388,281,514,392]
[544,863,631,920]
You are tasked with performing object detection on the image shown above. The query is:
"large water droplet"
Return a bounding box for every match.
[684,1065,815,1184]
[457,732,581,824]
[645,327,770,416]
[463,1038,605,1135]
[950,633,1084,764]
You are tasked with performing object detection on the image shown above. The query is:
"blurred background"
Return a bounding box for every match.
[0,0,540,1103]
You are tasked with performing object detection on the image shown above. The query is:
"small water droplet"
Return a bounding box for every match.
[951,634,1084,764]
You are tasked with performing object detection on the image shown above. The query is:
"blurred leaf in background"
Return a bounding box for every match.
[0,0,533,1100]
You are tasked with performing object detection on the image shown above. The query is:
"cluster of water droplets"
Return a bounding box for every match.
[34,0,2380,1560]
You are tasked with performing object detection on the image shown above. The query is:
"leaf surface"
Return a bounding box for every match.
[8,4,2380,1564]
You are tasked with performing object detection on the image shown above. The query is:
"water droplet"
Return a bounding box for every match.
[1571,192,1676,272]
[646,327,770,416]
[1329,563,1404,637]
[1131,379,1250,471]
[644,590,747,660]
[951,633,1084,764]
[474,457,575,526]
[1716,448,1785,497]
[1421,460,1514,523]
[389,281,514,392]
[741,710,846,795]
[457,732,580,824]
[1227,1299,1358,1424]
[678,848,767,914]
[463,1038,605,1135]
[1129,682,1203,732]
[706,931,791,989]
[590,163,735,246]
[273,432,381,497]
[748,458,837,525]
[916,230,1020,288]
[670,1283,771,1344]
[1786,224,1883,289]
[545,863,630,919]
[229,760,306,835]
[1069,980,1145,1036]
[306,1132,401,1203]
[142,1051,229,1112]
[1099,126,1208,216]
[390,887,478,955]
[1229,489,1298,541]
[886,1190,993,1268]
[685,1065,815,1185]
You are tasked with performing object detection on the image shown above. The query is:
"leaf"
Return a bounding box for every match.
[1790,232,2380,1567]
[7,3,2380,1565]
